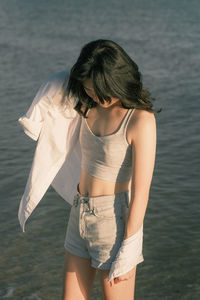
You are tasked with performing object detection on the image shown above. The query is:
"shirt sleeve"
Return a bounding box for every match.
[17,70,70,141]
[107,224,144,282]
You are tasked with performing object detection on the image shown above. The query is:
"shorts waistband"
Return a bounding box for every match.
[73,184,130,207]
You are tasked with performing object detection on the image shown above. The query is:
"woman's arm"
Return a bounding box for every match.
[124,110,157,239]
[108,112,156,284]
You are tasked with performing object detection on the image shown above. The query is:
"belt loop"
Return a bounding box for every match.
[90,197,94,211]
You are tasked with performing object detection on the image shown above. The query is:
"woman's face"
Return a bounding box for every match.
[83,79,98,102]
[83,79,120,108]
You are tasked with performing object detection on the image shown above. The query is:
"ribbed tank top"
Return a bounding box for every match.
[79,108,135,182]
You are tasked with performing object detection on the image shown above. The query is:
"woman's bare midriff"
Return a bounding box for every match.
[78,169,131,197]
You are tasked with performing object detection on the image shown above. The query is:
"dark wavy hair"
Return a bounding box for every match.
[61,39,162,117]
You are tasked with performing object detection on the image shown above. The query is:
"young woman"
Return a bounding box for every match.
[60,39,161,300]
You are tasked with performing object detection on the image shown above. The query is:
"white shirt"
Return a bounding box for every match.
[18,70,144,281]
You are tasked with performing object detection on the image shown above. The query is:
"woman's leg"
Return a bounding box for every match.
[62,250,98,300]
[98,266,137,300]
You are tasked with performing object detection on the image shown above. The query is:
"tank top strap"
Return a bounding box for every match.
[118,108,135,135]
[86,108,91,117]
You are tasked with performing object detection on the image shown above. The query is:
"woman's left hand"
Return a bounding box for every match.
[109,267,135,286]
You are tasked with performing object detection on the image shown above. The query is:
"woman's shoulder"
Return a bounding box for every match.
[134,108,155,121]
[127,108,156,142]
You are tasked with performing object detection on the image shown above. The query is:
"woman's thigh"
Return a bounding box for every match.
[98,266,137,300]
[62,250,98,300]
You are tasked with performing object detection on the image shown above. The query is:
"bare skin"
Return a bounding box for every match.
[62,79,156,299]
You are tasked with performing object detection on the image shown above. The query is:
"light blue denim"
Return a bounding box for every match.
[64,185,130,270]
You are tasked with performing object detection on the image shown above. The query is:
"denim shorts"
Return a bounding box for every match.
[64,186,130,270]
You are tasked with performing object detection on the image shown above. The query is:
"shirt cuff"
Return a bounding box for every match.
[107,224,144,282]
[18,116,43,141]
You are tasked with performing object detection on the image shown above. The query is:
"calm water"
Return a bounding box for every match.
[0,0,199,299]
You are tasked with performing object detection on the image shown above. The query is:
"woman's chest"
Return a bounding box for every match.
[83,107,135,145]
[85,108,127,136]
